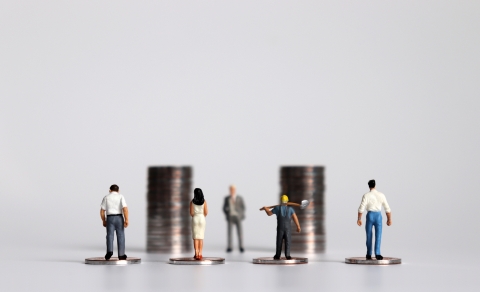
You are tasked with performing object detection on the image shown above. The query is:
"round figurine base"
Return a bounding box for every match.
[253,257,308,265]
[345,257,401,265]
[85,257,141,265]
[169,257,225,265]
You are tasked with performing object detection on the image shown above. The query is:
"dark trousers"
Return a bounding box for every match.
[106,215,125,257]
[227,216,243,249]
[275,227,291,257]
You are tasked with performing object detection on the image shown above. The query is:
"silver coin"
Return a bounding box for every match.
[147,166,193,254]
[280,166,325,254]
[345,257,401,265]
[252,257,308,264]
[169,257,225,265]
[85,257,141,265]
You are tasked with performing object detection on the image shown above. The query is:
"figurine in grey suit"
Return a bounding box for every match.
[223,185,245,252]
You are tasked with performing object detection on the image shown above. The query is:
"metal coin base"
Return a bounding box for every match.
[85,257,141,265]
[253,257,308,265]
[345,257,401,265]
[169,257,225,265]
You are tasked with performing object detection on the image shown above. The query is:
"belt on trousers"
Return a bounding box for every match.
[107,214,122,217]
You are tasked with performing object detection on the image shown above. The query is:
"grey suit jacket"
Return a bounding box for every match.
[223,195,245,221]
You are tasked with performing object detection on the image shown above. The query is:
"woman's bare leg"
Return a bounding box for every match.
[199,240,203,258]
[193,239,199,258]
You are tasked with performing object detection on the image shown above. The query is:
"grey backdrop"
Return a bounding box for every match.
[1,1,479,291]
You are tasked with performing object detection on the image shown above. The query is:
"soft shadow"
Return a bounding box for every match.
[243,246,275,252]
[43,259,84,264]
[308,258,345,263]
[124,246,146,253]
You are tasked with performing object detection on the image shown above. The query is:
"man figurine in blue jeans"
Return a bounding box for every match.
[357,180,392,260]
[261,195,301,260]
[100,184,129,260]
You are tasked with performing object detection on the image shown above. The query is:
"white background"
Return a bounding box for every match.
[1,1,479,291]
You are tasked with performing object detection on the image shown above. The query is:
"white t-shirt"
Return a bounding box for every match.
[100,192,128,215]
[358,189,391,213]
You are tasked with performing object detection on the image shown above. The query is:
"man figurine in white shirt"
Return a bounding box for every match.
[100,184,129,260]
[357,180,392,260]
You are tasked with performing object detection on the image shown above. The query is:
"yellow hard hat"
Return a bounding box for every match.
[281,195,289,203]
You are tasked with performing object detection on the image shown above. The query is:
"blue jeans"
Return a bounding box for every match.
[365,211,382,256]
[106,215,125,256]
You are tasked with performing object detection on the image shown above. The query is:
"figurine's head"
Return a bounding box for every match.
[229,184,236,196]
[193,188,205,205]
[368,180,376,189]
[281,195,289,205]
[110,184,119,192]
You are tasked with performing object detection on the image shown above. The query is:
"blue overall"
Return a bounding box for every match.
[365,211,382,256]
[272,205,295,258]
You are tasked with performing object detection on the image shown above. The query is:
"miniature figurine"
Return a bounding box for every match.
[260,195,301,260]
[100,184,129,260]
[190,188,208,260]
[357,180,392,260]
[223,184,245,252]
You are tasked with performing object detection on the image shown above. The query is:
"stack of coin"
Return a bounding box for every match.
[147,166,192,253]
[280,166,325,253]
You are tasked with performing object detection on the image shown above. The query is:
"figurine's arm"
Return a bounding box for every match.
[386,212,392,226]
[357,194,367,226]
[123,207,129,227]
[190,201,194,217]
[204,200,208,217]
[259,206,274,216]
[100,209,106,227]
[382,195,392,226]
[292,213,301,232]
[286,202,300,207]
[223,197,228,214]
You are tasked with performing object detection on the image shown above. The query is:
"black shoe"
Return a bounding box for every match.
[375,255,383,260]
[226,248,232,252]
[366,255,372,260]
[286,256,292,260]
[273,255,280,260]
[118,254,127,260]
[105,252,113,260]
[240,248,244,253]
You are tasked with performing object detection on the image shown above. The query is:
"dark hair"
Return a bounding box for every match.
[110,184,119,192]
[192,188,205,205]
[368,180,375,189]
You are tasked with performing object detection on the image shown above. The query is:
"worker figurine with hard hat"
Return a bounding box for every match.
[261,195,301,260]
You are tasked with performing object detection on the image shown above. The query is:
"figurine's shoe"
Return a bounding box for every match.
[118,254,127,260]
[366,255,372,260]
[375,255,383,260]
[240,248,244,253]
[105,252,113,260]
[286,256,292,260]
[273,255,280,260]
[226,248,232,252]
